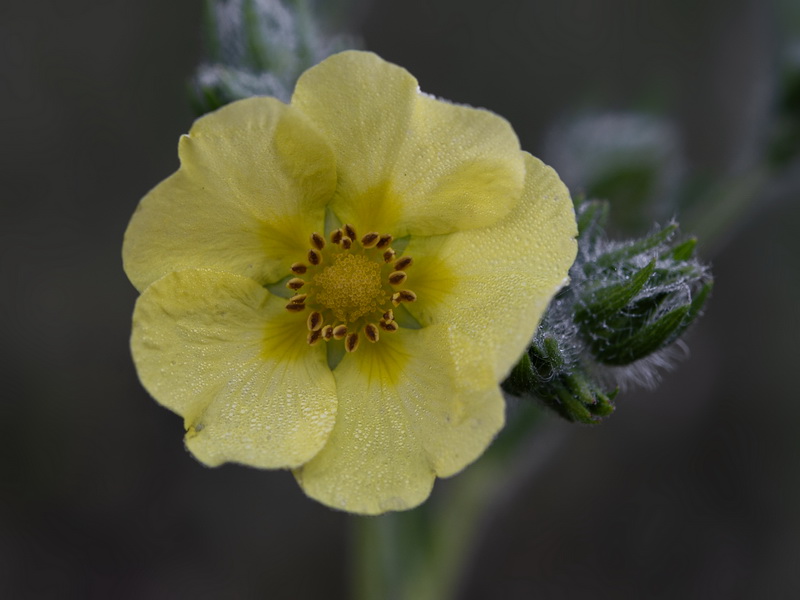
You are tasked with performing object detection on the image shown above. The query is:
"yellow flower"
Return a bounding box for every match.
[123,51,577,515]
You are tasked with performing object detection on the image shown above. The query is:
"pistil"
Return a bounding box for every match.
[283,223,417,352]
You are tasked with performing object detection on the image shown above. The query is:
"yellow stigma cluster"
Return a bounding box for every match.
[314,254,383,322]
[283,224,417,352]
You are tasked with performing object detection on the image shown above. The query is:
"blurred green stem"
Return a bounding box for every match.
[351,402,544,600]
[684,165,771,254]
[352,460,500,600]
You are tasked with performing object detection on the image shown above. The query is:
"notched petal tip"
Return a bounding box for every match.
[133,269,338,471]
[290,325,502,515]
[124,95,336,292]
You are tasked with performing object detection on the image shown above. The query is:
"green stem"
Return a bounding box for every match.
[684,166,770,253]
[350,402,547,600]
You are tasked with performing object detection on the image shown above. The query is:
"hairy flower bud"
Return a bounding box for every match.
[190,0,358,114]
[504,199,713,424]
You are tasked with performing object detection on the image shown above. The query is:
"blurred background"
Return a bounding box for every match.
[2,0,799,597]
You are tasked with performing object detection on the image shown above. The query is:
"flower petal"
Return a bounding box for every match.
[131,269,337,468]
[123,97,336,292]
[291,51,524,236]
[403,153,578,380]
[293,325,504,515]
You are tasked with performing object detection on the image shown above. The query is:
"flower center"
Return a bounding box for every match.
[313,254,384,322]
[282,224,417,352]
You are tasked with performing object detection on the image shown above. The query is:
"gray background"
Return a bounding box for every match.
[2,0,799,597]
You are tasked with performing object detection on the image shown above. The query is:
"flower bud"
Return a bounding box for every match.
[504,199,712,424]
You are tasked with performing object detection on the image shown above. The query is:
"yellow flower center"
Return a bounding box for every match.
[314,254,384,322]
[283,224,417,352]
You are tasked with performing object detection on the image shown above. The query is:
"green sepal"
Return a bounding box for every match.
[685,279,713,325]
[594,223,677,268]
[503,337,618,424]
[576,259,655,322]
[576,197,610,241]
[661,237,697,261]
[595,304,689,365]
[573,209,711,366]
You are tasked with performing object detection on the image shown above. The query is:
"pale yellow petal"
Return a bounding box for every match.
[291,51,524,236]
[123,97,336,292]
[131,269,337,469]
[403,153,578,380]
[293,325,504,515]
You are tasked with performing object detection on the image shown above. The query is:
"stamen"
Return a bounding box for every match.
[307,311,323,332]
[361,232,379,248]
[345,332,360,353]
[394,256,413,270]
[376,234,393,249]
[391,290,417,305]
[310,232,326,250]
[399,290,417,302]
[388,271,407,286]
[289,227,415,346]
[364,323,380,343]
[307,330,322,345]
[287,278,305,290]
[379,320,399,332]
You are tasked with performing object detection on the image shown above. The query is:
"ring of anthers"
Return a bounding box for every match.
[283,224,417,353]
